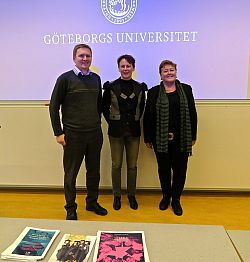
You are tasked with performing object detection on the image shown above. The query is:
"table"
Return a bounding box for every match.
[0,218,241,262]
[227,230,250,262]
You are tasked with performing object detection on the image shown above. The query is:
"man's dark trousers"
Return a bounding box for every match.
[63,128,103,212]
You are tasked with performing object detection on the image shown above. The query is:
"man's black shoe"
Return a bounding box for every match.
[171,200,183,216]
[86,203,108,216]
[113,196,121,210]
[159,196,170,210]
[128,196,138,210]
[66,210,77,220]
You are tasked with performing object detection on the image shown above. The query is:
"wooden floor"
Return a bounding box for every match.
[0,190,250,230]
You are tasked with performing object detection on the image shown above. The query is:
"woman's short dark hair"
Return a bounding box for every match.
[159,60,177,74]
[117,54,135,68]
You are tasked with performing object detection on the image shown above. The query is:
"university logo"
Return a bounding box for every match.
[101,0,137,25]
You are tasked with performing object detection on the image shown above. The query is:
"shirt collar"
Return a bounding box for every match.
[73,66,92,76]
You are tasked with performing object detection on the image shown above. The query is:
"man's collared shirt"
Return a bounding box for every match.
[73,66,92,76]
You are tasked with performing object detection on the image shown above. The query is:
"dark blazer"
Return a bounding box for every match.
[143,81,197,144]
[102,78,147,138]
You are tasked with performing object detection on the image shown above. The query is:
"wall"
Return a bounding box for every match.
[0,100,250,191]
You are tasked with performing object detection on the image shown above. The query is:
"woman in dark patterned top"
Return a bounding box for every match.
[102,54,147,211]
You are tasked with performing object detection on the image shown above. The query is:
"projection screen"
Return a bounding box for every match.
[0,0,249,100]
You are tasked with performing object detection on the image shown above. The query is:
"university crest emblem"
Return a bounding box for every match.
[101,0,137,24]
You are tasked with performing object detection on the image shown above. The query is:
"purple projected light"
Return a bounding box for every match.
[0,0,249,100]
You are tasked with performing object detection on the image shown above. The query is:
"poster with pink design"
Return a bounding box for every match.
[92,231,150,262]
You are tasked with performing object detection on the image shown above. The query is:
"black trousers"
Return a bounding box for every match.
[63,128,103,211]
[154,140,189,200]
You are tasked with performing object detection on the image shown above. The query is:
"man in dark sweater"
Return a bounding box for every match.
[49,44,107,220]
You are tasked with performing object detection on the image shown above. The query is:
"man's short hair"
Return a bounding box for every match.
[73,44,92,59]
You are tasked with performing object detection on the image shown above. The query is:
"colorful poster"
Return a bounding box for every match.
[93,231,150,262]
[48,234,96,262]
[1,227,60,261]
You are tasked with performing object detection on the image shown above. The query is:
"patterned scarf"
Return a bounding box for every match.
[155,80,192,153]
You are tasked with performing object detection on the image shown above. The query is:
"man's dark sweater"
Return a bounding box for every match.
[49,70,102,136]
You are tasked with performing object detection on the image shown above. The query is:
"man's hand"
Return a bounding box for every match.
[56,134,66,146]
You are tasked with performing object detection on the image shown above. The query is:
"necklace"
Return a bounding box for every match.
[165,86,176,93]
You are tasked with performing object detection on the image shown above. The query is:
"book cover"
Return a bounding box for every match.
[92,231,150,262]
[1,226,60,261]
[48,234,96,262]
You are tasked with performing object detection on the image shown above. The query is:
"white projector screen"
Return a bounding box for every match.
[0,0,249,100]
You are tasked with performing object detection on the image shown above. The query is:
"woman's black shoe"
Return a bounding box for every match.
[159,197,170,210]
[113,196,121,210]
[128,196,138,210]
[171,199,183,216]
[66,210,77,220]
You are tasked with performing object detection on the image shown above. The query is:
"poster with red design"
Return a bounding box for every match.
[92,231,150,262]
